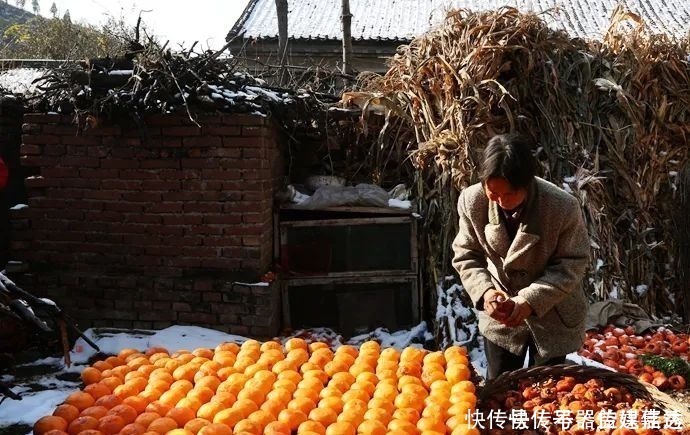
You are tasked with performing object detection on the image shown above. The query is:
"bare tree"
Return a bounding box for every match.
[49,1,57,18]
[31,0,38,14]
[275,0,288,84]
[341,0,353,75]
[62,8,70,23]
[16,0,25,9]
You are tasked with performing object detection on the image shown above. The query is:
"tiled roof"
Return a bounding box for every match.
[228,0,690,42]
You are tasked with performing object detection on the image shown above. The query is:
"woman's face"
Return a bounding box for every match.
[484,177,527,211]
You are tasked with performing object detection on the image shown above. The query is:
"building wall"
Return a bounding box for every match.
[8,112,284,337]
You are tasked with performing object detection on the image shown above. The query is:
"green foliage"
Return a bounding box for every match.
[639,353,690,377]
[1,15,132,59]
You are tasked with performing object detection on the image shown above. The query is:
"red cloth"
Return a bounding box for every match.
[0,158,8,190]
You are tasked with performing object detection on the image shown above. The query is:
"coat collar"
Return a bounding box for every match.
[484,179,541,265]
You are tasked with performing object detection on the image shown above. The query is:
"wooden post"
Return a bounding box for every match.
[275,0,288,83]
[341,0,353,75]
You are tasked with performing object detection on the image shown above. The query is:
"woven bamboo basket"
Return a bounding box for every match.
[478,364,690,427]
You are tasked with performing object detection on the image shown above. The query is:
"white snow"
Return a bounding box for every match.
[349,322,434,349]
[388,198,412,209]
[0,68,47,96]
[231,281,269,287]
[0,389,73,426]
[566,351,616,371]
[634,284,649,297]
[70,325,246,364]
[10,204,28,210]
[107,70,134,76]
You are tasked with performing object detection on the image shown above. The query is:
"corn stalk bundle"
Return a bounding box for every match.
[351,6,690,323]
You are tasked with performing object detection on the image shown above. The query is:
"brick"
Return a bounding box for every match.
[20,156,50,167]
[224,225,262,236]
[201,169,240,180]
[119,170,160,180]
[101,159,137,169]
[145,114,198,126]
[241,126,269,137]
[181,158,219,169]
[148,203,183,213]
[83,190,122,200]
[209,148,242,159]
[162,215,203,225]
[228,324,250,335]
[201,292,222,302]
[121,192,162,202]
[61,135,99,145]
[187,225,224,236]
[223,137,263,148]
[24,113,61,123]
[203,126,241,136]
[162,126,202,136]
[222,114,266,126]
[22,123,41,134]
[43,125,79,135]
[202,258,241,270]
[172,302,192,312]
[20,144,42,155]
[126,215,162,224]
[87,146,110,158]
[101,179,142,189]
[83,126,122,136]
[242,148,266,159]
[25,175,51,188]
[63,157,100,168]
[182,137,222,147]
[178,312,218,324]
[218,313,239,324]
[44,144,66,156]
[80,168,119,178]
[250,326,277,337]
[104,202,144,213]
[139,311,177,321]
[140,160,180,169]
[181,246,219,257]
[182,203,222,213]
[141,180,181,190]
[22,134,60,145]
[202,215,242,226]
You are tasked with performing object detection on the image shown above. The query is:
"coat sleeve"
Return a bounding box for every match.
[517,198,589,318]
[452,190,496,310]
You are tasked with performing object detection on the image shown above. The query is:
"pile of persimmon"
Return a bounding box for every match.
[33,339,479,435]
[481,375,686,434]
[579,325,689,391]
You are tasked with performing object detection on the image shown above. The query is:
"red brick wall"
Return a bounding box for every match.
[8,112,284,337]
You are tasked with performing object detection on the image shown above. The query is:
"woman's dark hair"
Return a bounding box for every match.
[479,134,536,188]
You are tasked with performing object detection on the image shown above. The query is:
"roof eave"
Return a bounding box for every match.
[226,0,261,41]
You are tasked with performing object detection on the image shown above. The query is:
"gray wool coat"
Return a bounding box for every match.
[452,177,589,361]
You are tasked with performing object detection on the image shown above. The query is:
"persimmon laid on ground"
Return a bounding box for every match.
[34,342,479,435]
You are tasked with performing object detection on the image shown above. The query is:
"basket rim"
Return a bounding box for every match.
[478,363,690,425]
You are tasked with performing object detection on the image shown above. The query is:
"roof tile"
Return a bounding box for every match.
[230,0,690,42]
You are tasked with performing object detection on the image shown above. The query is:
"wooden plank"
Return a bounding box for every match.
[280,216,410,228]
[280,281,292,329]
[283,269,416,281]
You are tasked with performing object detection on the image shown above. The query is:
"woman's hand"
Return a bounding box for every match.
[483,289,512,320]
[502,296,533,327]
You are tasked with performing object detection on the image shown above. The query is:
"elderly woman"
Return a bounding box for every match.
[452,134,590,380]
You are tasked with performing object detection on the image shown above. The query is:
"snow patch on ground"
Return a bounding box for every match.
[71,325,247,364]
[0,389,72,426]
